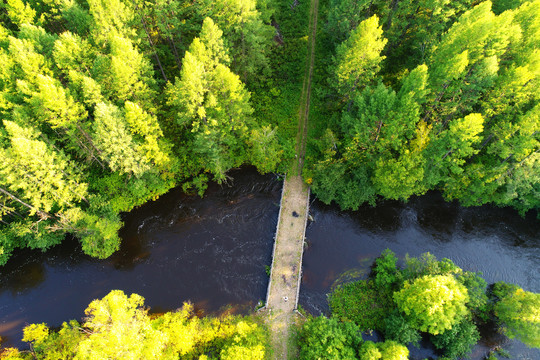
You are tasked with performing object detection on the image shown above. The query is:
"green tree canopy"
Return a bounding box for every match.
[394,274,469,335]
[495,286,540,348]
[332,15,387,99]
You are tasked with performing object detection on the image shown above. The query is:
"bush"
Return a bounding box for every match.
[378,340,409,360]
[358,340,409,360]
[494,285,540,348]
[430,318,480,359]
[383,310,420,347]
[373,249,402,292]
[329,280,392,331]
[402,253,460,280]
[458,271,489,320]
[298,316,363,360]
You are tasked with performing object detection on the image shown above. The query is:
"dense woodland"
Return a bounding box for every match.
[0,0,539,358]
[306,0,539,214]
[0,0,538,264]
[0,0,309,264]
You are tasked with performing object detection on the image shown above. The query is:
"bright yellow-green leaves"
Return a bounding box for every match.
[106,35,154,106]
[495,287,540,348]
[378,340,409,360]
[124,101,170,169]
[77,291,165,360]
[394,274,469,335]
[22,323,49,345]
[0,121,88,214]
[219,320,267,360]
[197,0,273,82]
[167,17,274,182]
[53,32,94,74]
[17,290,270,360]
[26,74,87,128]
[86,0,134,42]
[359,341,382,360]
[93,102,150,177]
[333,15,387,98]
[429,1,512,89]
[0,0,276,265]
[2,0,36,26]
[314,0,539,214]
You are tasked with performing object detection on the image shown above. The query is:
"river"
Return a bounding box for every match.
[300,192,540,359]
[0,170,538,359]
[0,168,281,348]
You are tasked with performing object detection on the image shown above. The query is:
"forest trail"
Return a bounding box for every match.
[264,0,318,358]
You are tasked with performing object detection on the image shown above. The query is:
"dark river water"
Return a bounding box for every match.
[300,193,540,360]
[0,168,281,348]
[1,170,539,359]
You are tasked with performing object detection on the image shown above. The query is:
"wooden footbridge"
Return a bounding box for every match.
[262,0,319,357]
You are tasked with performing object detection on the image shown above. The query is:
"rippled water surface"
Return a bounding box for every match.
[0,168,281,347]
[300,193,540,359]
[1,170,539,359]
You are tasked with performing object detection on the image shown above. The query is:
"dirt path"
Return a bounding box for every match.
[264,0,319,358]
[295,0,319,175]
[264,175,309,359]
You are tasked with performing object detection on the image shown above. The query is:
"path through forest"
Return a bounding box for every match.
[264,0,318,357]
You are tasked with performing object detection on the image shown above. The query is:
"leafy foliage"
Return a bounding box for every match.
[458,271,489,320]
[16,290,270,359]
[358,340,409,360]
[329,280,392,331]
[494,285,540,348]
[297,316,363,360]
[430,319,480,359]
[0,0,284,263]
[307,0,540,216]
[382,311,420,347]
[300,251,536,359]
[394,274,469,335]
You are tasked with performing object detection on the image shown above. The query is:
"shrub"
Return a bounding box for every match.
[358,340,409,360]
[383,310,420,347]
[430,318,480,359]
[494,286,540,348]
[298,316,362,360]
[373,249,402,292]
[457,271,489,320]
[329,280,392,331]
[402,253,460,280]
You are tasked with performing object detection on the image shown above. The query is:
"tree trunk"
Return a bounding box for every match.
[0,187,52,219]
[133,2,168,82]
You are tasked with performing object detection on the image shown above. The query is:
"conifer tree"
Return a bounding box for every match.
[0,120,88,214]
[197,0,273,82]
[86,0,135,42]
[2,0,36,27]
[332,15,387,101]
[167,17,255,182]
[92,102,151,177]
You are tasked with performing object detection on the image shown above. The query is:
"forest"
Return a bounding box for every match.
[0,0,538,265]
[305,0,539,214]
[0,0,539,358]
[0,0,307,264]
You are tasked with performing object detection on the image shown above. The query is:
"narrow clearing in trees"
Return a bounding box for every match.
[263,0,319,357]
